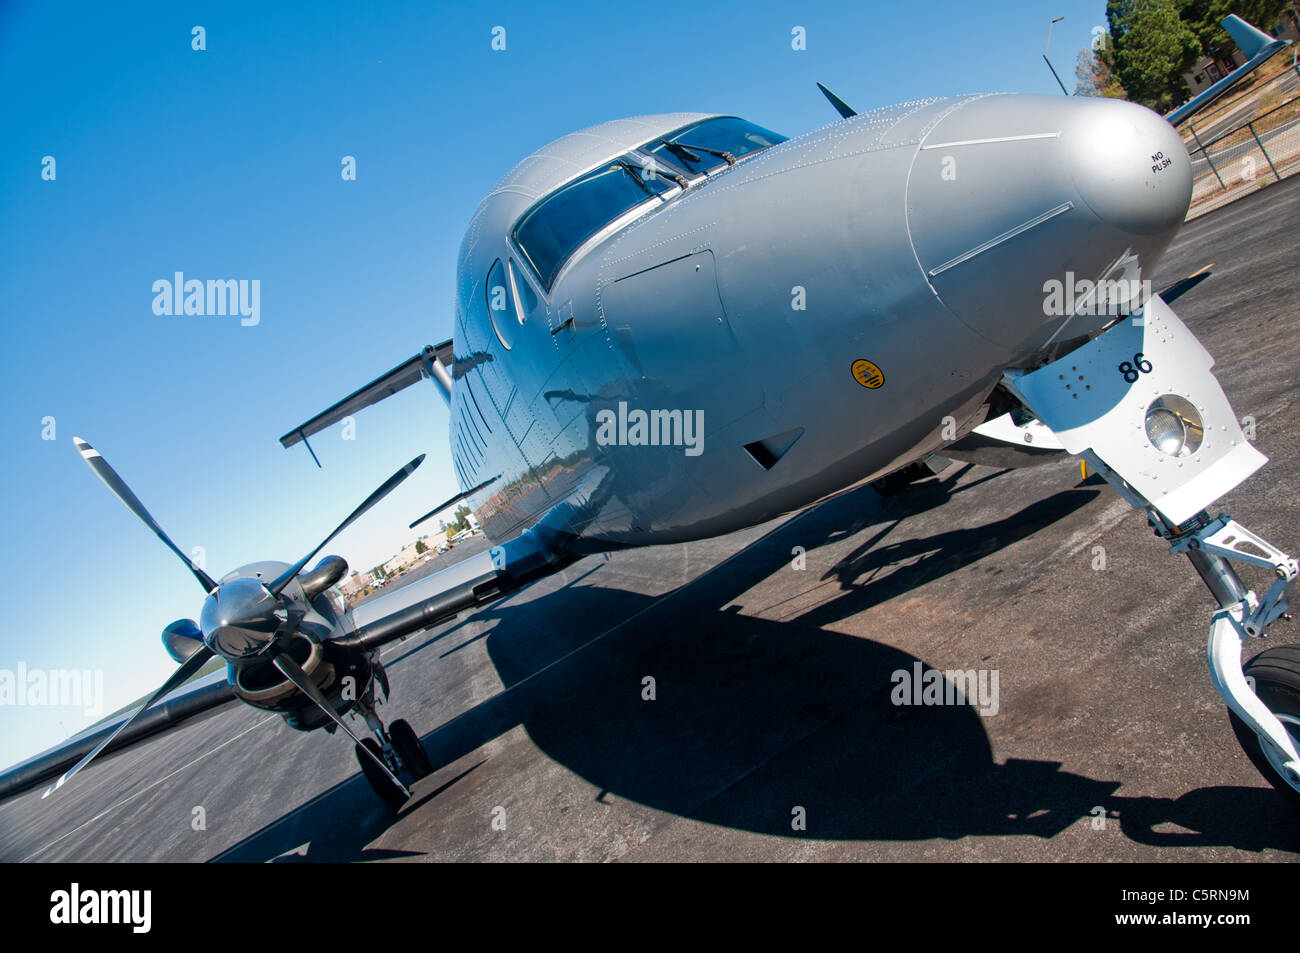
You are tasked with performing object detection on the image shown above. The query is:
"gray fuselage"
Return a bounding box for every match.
[446,93,1192,553]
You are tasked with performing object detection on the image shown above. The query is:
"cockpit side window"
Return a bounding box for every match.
[512,160,673,291]
[485,258,518,349]
[647,116,787,175]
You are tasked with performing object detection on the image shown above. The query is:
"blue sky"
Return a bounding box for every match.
[0,0,1109,771]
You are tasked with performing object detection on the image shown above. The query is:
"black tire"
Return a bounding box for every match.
[355,738,407,807]
[1228,645,1300,806]
[389,718,434,779]
[870,461,931,497]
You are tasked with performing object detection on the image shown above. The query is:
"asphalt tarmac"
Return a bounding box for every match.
[4,175,1300,862]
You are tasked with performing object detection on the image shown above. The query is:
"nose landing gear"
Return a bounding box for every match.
[1229,646,1300,803]
[1162,513,1300,800]
[998,293,1299,803]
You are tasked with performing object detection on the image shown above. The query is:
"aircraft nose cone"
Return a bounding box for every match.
[905,94,1193,357]
[1066,99,1192,236]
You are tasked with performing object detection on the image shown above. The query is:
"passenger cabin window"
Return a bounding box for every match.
[647,116,786,176]
[512,159,674,291]
[485,258,517,350]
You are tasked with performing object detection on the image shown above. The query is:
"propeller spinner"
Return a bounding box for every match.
[200,577,287,659]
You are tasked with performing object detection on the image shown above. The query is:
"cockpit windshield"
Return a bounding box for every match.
[511,117,786,293]
[647,116,787,175]
[513,159,674,291]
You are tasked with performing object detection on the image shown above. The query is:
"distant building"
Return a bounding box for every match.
[383,541,427,577]
[340,570,373,597]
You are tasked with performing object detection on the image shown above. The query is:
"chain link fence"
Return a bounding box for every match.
[1182,59,1300,219]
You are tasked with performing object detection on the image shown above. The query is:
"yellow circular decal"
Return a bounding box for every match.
[851,359,885,389]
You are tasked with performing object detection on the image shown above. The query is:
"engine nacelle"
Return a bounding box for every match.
[299,554,347,599]
[228,636,379,732]
[161,618,205,664]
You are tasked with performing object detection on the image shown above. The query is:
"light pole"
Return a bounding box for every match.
[1044,15,1069,95]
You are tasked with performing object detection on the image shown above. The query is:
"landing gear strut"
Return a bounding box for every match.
[352,700,435,806]
[1157,511,1300,799]
[871,457,951,496]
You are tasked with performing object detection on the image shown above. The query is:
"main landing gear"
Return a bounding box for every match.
[352,700,436,806]
[292,658,434,806]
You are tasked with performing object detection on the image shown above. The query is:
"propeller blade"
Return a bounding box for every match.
[73,437,219,594]
[408,474,498,530]
[1157,264,1213,304]
[42,646,215,798]
[269,647,410,798]
[268,454,425,596]
[817,82,857,119]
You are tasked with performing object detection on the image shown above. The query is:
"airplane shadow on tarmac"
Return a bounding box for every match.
[213,472,1300,861]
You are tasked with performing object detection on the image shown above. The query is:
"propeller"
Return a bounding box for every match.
[266,454,425,596]
[45,438,426,797]
[1157,263,1213,304]
[73,437,218,593]
[43,646,213,798]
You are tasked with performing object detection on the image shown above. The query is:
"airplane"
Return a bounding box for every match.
[1164,14,1293,127]
[19,27,1300,811]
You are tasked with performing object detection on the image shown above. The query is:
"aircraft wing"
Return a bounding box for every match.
[278,341,455,464]
[0,533,577,800]
[278,344,578,654]
[333,528,575,655]
[0,671,237,800]
[0,529,574,800]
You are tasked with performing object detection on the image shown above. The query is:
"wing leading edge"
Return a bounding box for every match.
[279,341,455,465]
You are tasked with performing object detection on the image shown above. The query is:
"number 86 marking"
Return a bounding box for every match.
[1118,352,1153,383]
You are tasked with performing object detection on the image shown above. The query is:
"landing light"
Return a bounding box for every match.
[1145,395,1204,457]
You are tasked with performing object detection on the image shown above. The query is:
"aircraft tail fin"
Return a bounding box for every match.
[1164,14,1290,126]
[1222,13,1275,60]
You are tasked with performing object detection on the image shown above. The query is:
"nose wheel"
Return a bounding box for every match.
[1228,646,1300,804]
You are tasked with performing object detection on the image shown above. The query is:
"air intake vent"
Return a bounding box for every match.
[743,427,805,470]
